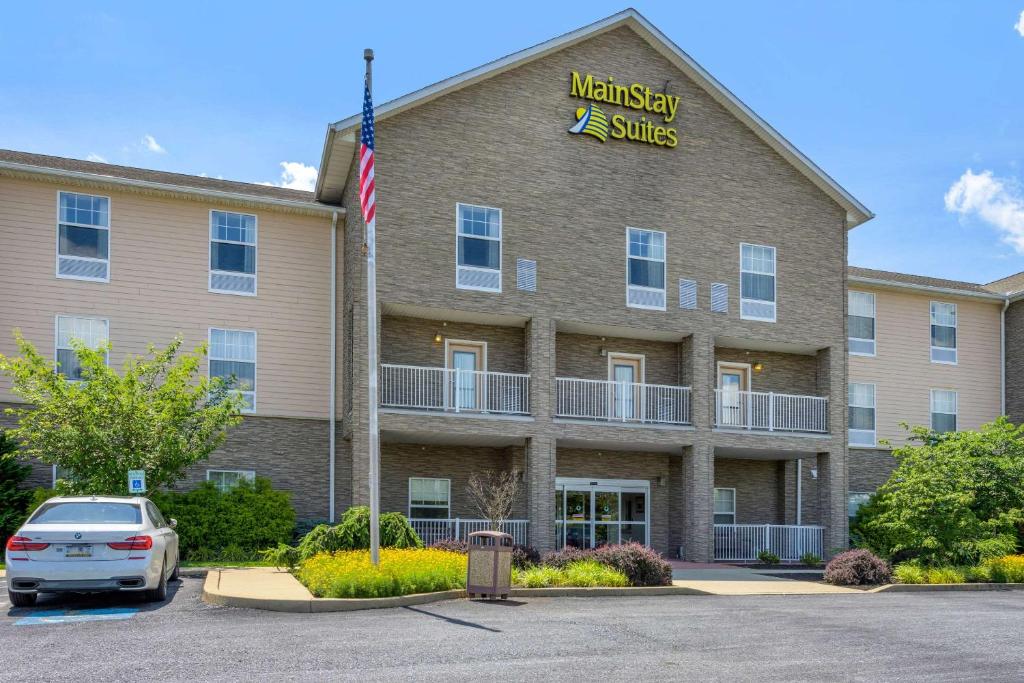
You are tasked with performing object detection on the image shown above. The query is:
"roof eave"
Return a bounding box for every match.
[848,275,1006,301]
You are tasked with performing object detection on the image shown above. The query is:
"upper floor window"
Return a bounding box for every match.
[848,291,876,356]
[57,192,110,282]
[930,302,957,364]
[848,382,876,447]
[740,243,776,322]
[55,315,109,381]
[209,210,257,295]
[409,478,450,519]
[207,469,255,492]
[456,203,501,292]
[930,389,957,433]
[626,227,666,310]
[209,328,256,412]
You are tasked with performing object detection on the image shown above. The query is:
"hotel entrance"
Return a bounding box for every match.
[554,478,650,549]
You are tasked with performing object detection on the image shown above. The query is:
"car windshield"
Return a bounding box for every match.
[30,502,143,525]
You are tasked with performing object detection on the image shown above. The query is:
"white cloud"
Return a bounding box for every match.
[945,169,1024,252]
[264,161,318,192]
[142,134,166,154]
[1016,10,1024,37]
[86,153,107,163]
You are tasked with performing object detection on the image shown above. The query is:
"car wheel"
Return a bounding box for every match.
[9,590,37,607]
[145,558,168,602]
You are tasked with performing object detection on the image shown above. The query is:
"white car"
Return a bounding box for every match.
[5,495,179,607]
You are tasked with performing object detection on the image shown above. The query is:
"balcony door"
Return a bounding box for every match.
[717,362,750,427]
[608,353,644,420]
[446,340,486,411]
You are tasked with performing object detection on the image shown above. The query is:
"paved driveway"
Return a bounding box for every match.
[2,576,1024,681]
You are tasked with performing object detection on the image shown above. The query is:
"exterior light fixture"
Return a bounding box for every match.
[433,331,443,344]
[752,361,764,373]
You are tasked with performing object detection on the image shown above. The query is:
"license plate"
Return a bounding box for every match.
[64,544,93,558]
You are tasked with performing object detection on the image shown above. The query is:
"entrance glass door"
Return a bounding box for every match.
[563,488,591,549]
[555,480,649,549]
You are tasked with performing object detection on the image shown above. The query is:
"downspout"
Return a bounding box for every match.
[329,209,338,522]
[796,459,802,526]
[1002,296,1010,417]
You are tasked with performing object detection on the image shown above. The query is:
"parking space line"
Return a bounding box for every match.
[14,607,139,626]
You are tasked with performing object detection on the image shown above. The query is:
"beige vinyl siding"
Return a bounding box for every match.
[848,285,1002,447]
[0,175,336,419]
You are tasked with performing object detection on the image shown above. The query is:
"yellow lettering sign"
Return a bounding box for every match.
[567,71,680,148]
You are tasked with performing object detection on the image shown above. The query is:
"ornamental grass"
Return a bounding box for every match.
[513,559,629,588]
[296,548,467,598]
[982,555,1024,583]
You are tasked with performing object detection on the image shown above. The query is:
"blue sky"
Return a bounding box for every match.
[3,2,1024,284]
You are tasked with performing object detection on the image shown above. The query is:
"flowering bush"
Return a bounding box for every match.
[982,554,1024,583]
[514,560,628,588]
[823,549,891,586]
[542,543,672,586]
[295,548,467,598]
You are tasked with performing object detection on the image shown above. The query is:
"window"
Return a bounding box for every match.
[206,469,255,493]
[146,501,169,528]
[210,210,257,295]
[848,291,876,356]
[626,227,666,309]
[209,328,257,411]
[55,315,109,381]
[57,191,110,281]
[848,383,876,447]
[930,302,957,364]
[713,488,736,525]
[848,492,872,519]
[31,502,141,525]
[456,203,501,292]
[930,389,958,433]
[409,478,450,519]
[740,243,776,321]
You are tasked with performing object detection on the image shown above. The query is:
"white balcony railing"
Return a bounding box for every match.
[714,524,824,562]
[714,389,828,433]
[410,518,530,547]
[380,364,529,415]
[555,378,691,425]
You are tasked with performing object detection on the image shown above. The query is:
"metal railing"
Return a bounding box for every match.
[555,378,691,425]
[380,364,530,415]
[714,389,828,433]
[714,524,824,562]
[409,518,530,546]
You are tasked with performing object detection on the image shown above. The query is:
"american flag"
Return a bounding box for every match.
[359,84,376,225]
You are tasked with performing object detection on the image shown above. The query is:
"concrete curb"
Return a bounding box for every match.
[510,585,708,597]
[870,582,1024,593]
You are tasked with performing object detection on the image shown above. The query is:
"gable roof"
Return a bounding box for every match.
[985,271,1024,296]
[848,266,1005,301]
[0,149,341,216]
[315,8,872,227]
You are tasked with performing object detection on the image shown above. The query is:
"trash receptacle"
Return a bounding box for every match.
[466,530,513,600]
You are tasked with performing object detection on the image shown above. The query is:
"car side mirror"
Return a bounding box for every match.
[169,518,177,529]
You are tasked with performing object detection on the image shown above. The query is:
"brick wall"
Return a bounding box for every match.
[556,333,681,385]
[381,316,526,373]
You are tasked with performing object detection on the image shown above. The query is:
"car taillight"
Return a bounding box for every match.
[6,536,49,552]
[107,535,153,551]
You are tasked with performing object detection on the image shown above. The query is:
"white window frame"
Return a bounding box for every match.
[56,190,111,283]
[848,492,872,519]
[848,382,877,448]
[625,227,667,311]
[408,477,451,519]
[206,469,256,493]
[713,487,736,525]
[739,243,777,322]
[455,203,502,293]
[848,291,877,357]
[930,389,958,433]
[930,301,957,364]
[208,327,257,413]
[54,315,110,381]
[209,210,258,296]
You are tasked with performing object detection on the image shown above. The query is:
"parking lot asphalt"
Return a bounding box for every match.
[2,575,1024,682]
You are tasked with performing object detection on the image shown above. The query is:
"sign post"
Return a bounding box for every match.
[128,469,146,495]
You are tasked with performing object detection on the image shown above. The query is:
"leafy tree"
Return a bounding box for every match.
[0,428,33,543]
[852,418,1024,565]
[0,332,244,495]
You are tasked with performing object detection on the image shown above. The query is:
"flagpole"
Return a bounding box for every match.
[364,47,381,567]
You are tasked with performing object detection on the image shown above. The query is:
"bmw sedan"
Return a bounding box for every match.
[5,496,179,607]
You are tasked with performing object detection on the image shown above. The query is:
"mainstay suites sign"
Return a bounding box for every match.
[568,71,680,148]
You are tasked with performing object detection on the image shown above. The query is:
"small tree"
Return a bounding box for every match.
[467,468,520,531]
[0,428,33,543]
[0,331,244,495]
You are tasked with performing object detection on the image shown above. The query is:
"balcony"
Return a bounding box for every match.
[380,364,530,415]
[714,524,824,562]
[410,518,529,546]
[555,378,692,426]
[714,389,827,434]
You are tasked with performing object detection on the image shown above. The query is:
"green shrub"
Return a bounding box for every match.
[514,560,629,588]
[982,555,1024,583]
[799,552,822,567]
[149,478,295,562]
[892,562,925,584]
[295,548,466,598]
[261,543,300,570]
[540,543,673,586]
[0,429,32,545]
[294,507,423,560]
[757,550,781,566]
[893,562,968,584]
